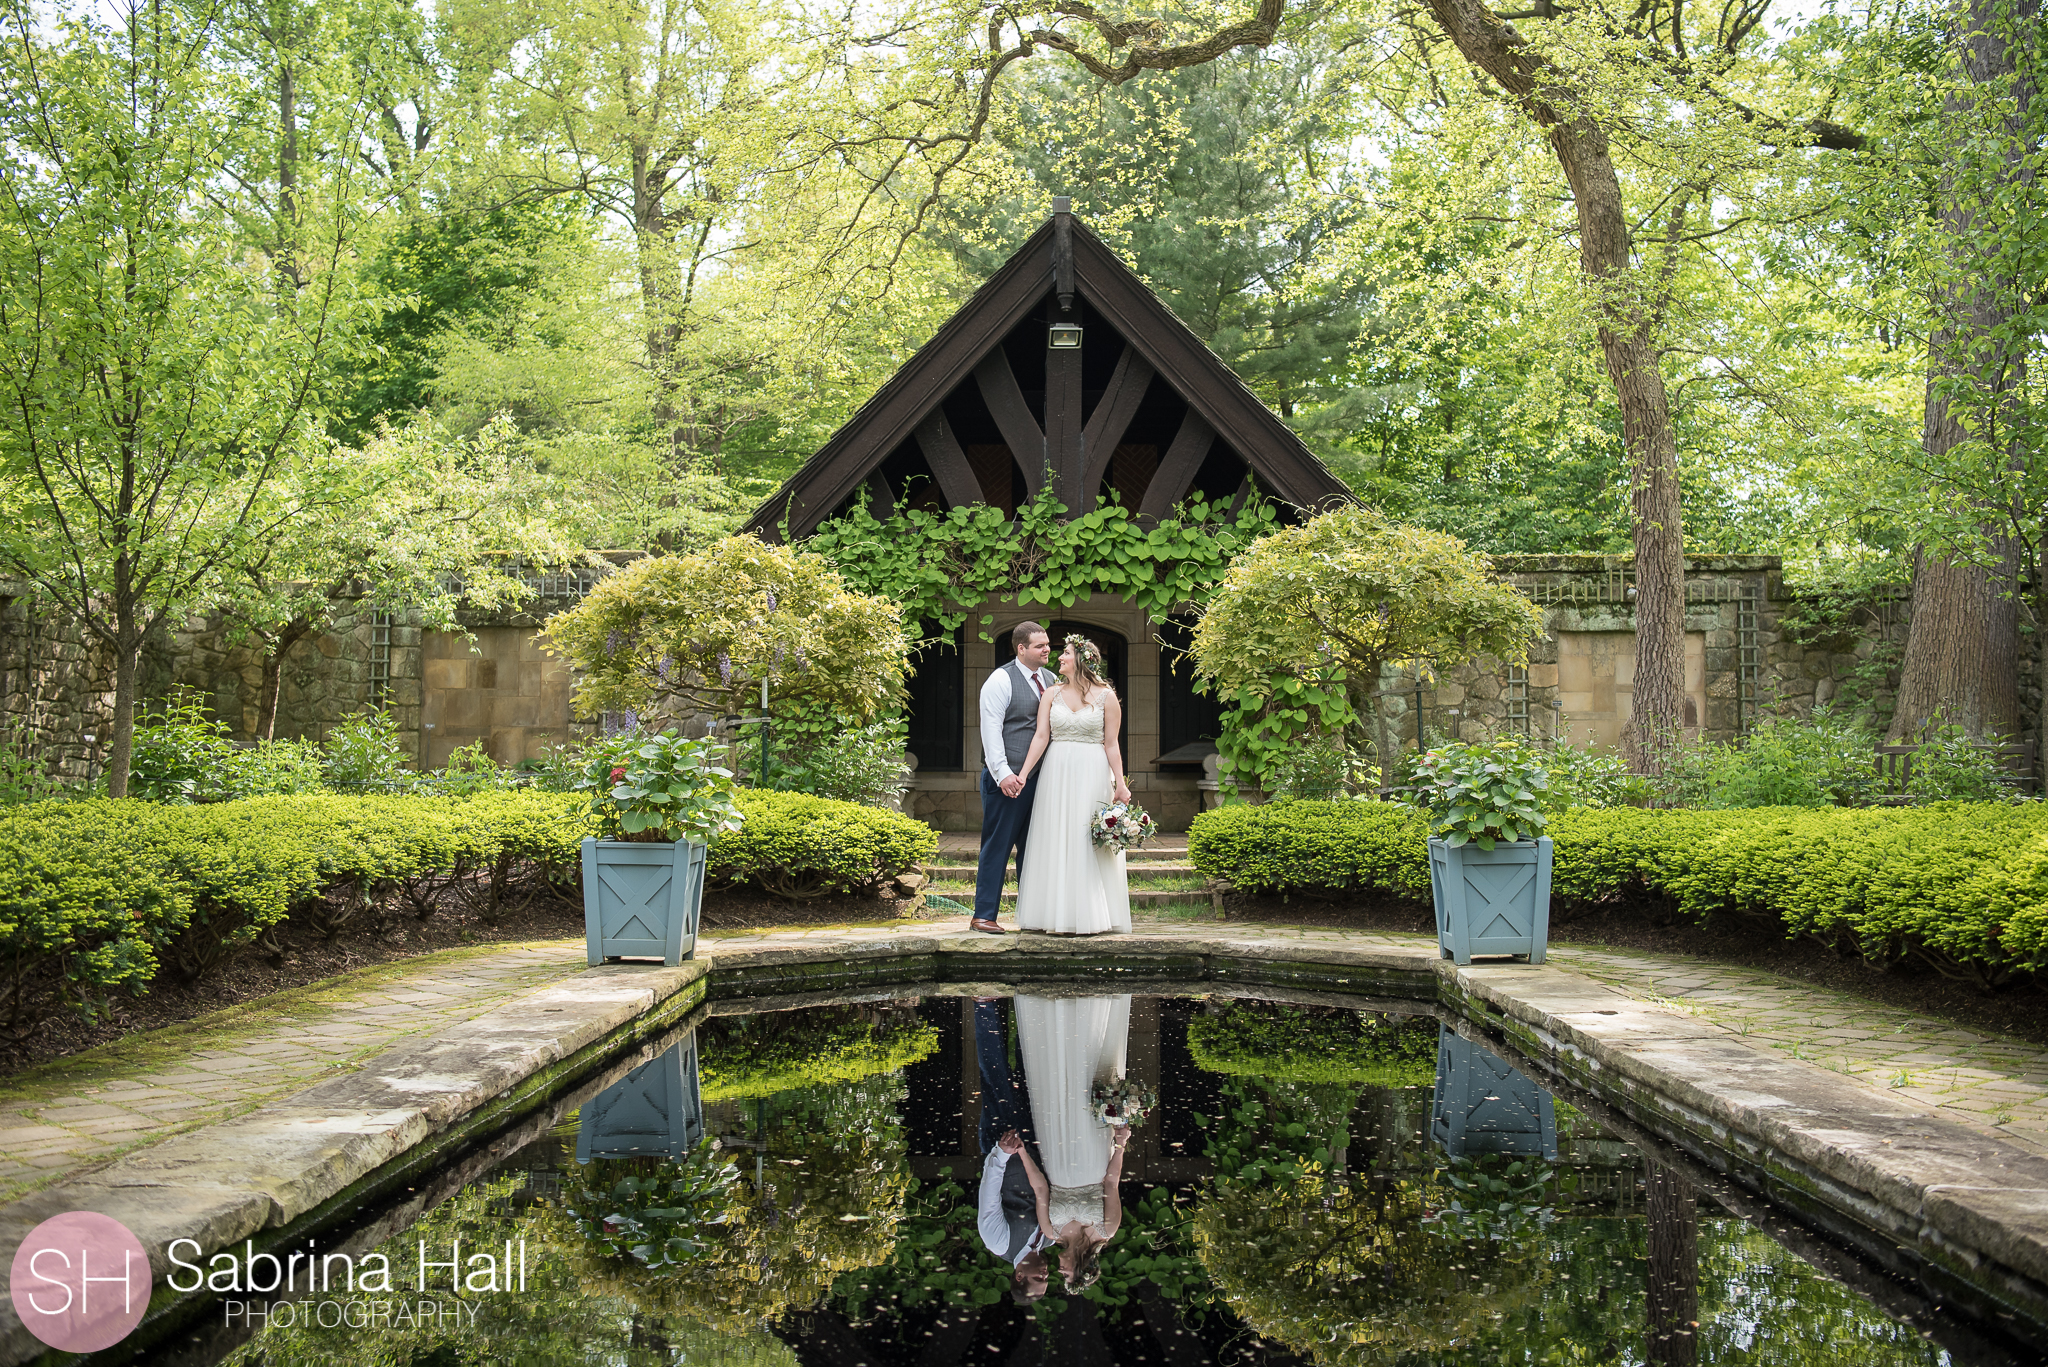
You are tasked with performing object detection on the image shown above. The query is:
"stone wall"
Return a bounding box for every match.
[0,582,117,781]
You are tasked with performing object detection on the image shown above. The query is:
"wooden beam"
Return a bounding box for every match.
[974,349,1047,498]
[913,410,988,512]
[1077,346,1155,508]
[1045,335,1084,512]
[866,472,894,519]
[1139,407,1216,520]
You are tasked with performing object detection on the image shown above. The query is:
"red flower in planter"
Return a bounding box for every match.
[609,766,627,785]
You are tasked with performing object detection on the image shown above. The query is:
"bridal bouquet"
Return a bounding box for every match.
[1090,800,1158,850]
[1091,1076,1157,1129]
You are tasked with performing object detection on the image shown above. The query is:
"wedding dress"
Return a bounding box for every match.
[1015,994,1131,1229]
[1014,692,1132,935]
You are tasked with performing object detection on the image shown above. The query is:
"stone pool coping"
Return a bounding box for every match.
[4,927,2046,1363]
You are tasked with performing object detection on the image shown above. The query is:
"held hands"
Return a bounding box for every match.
[999,1130,1024,1155]
[1000,774,1026,798]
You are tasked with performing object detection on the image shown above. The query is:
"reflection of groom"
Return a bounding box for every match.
[974,998,1051,1301]
[968,621,1055,935]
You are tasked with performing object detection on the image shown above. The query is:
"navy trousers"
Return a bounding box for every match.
[975,767,1039,920]
[975,999,1035,1156]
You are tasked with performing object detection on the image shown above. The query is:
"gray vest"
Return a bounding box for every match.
[1001,660,1050,772]
[1000,1154,1038,1262]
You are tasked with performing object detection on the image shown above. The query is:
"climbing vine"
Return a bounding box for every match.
[805,485,1279,641]
[807,485,1351,791]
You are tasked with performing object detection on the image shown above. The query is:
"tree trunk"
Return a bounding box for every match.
[1645,1161,1699,1366]
[1421,0,1688,774]
[1888,0,2029,744]
[107,627,140,799]
[256,618,312,741]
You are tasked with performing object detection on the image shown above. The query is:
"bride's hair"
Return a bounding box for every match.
[1062,634,1111,694]
[1062,1239,1105,1292]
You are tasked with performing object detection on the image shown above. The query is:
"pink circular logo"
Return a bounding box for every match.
[9,1212,151,1352]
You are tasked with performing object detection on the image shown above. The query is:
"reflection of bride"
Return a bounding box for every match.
[1015,993,1132,1290]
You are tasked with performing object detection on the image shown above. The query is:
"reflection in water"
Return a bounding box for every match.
[211,995,2001,1367]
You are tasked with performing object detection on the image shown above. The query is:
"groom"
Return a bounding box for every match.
[969,621,1055,935]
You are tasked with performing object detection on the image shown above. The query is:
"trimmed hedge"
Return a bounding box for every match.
[697,1011,939,1101]
[1189,799,2048,987]
[1,787,934,1035]
[707,790,937,898]
[1188,1001,1438,1087]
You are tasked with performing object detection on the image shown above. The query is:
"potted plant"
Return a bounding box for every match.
[577,730,745,965]
[1408,738,1552,966]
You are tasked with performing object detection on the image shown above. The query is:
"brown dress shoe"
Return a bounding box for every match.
[969,918,1008,935]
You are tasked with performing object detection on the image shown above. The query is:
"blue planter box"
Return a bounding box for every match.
[582,836,707,965]
[1431,1025,1558,1159]
[577,1034,706,1162]
[1428,836,1552,966]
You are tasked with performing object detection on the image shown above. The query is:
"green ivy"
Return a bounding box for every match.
[806,486,1278,640]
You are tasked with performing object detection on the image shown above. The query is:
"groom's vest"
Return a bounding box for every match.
[999,1155,1038,1262]
[1001,661,1047,774]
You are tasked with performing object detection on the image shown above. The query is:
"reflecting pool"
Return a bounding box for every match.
[205,992,2036,1366]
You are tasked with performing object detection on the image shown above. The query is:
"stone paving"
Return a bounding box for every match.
[6,910,2048,1211]
[0,941,588,1206]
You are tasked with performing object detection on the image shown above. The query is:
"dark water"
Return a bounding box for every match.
[195,992,2034,1367]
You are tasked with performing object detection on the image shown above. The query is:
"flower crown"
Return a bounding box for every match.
[1064,634,1106,680]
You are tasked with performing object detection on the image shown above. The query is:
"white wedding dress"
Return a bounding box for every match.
[1016,994,1131,1229]
[1015,692,1132,935]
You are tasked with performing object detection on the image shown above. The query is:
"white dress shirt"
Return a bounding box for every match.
[978,1147,1046,1264]
[979,659,1049,783]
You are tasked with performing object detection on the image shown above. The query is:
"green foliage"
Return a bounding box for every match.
[1264,730,1377,801]
[129,697,327,802]
[575,730,745,842]
[0,722,68,805]
[0,791,594,1035]
[1188,1002,1438,1088]
[768,716,910,807]
[1408,737,1551,848]
[1534,743,1654,812]
[808,485,1276,639]
[1213,671,1356,795]
[1903,720,2012,803]
[542,537,910,727]
[320,713,414,795]
[708,788,936,899]
[698,1010,939,1101]
[1672,707,1884,810]
[1188,799,1432,898]
[565,1143,743,1269]
[1191,507,1547,789]
[419,741,524,798]
[1190,799,2048,987]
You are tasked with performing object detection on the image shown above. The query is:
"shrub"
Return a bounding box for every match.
[1903,722,2013,803]
[1409,737,1550,848]
[575,730,745,842]
[769,717,910,808]
[1188,1002,1437,1087]
[708,788,936,898]
[1189,798,2048,988]
[698,1008,938,1101]
[1187,800,1429,897]
[321,712,413,793]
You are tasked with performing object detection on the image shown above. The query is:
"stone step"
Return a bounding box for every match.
[927,862,1199,879]
[927,887,1214,909]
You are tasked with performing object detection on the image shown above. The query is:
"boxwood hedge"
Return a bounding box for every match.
[1189,798,2048,988]
[0,787,934,1035]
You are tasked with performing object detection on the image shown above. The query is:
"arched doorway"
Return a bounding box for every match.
[993,620,1129,760]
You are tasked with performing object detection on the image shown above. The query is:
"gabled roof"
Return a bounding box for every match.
[744,213,1353,540]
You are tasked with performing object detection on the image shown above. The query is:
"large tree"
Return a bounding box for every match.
[0,0,370,795]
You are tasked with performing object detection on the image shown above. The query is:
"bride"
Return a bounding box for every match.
[1012,634,1132,936]
[1015,994,1133,1292]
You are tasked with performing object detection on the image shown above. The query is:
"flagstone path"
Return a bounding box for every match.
[5,911,2048,1208]
[0,941,588,1206]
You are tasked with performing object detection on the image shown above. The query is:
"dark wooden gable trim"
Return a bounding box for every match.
[744,218,1351,540]
[1066,228,1350,515]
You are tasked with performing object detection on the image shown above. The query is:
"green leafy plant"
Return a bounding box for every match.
[565,1145,743,1270]
[0,722,68,804]
[321,712,413,794]
[128,696,236,803]
[1536,744,1653,811]
[223,738,326,797]
[425,740,523,797]
[577,729,744,842]
[1689,707,1883,809]
[1188,1002,1437,1087]
[768,716,910,807]
[1265,730,1376,801]
[1904,720,2011,803]
[1408,737,1551,848]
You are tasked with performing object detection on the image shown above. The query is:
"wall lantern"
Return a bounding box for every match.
[1048,321,1083,349]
